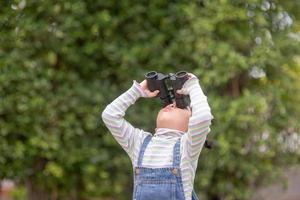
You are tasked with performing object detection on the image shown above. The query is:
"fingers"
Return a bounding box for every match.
[146,90,159,97]
[176,89,184,94]
[176,88,188,95]
[176,90,183,94]
[187,73,197,79]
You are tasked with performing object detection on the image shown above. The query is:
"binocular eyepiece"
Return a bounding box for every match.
[145,71,190,109]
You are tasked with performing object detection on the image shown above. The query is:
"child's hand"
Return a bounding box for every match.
[139,80,160,98]
[176,73,198,95]
[186,73,197,79]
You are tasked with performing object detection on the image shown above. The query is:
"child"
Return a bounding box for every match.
[102,73,214,200]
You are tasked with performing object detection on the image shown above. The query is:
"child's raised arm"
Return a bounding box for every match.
[101,80,159,161]
[179,74,214,163]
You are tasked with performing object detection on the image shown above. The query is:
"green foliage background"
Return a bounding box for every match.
[1,0,300,199]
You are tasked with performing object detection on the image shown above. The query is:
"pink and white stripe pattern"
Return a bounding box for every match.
[102,77,214,200]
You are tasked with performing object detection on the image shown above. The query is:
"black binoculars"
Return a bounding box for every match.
[145,71,191,109]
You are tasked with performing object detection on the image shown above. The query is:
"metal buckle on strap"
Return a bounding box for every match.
[172,168,178,175]
[135,168,140,175]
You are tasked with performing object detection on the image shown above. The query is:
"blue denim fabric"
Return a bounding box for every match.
[133,135,200,200]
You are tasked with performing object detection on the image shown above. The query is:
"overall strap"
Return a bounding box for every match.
[172,137,181,167]
[192,189,200,200]
[137,134,152,167]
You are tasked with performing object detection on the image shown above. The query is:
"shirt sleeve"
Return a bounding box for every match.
[181,77,214,163]
[101,80,151,161]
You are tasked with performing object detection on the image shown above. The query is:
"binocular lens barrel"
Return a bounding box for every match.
[145,71,158,79]
[175,71,188,78]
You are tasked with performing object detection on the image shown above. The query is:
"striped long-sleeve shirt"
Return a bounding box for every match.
[101,77,214,200]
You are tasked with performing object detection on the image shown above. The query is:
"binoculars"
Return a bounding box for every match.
[145,71,191,109]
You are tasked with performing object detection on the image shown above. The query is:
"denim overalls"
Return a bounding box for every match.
[133,135,200,200]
